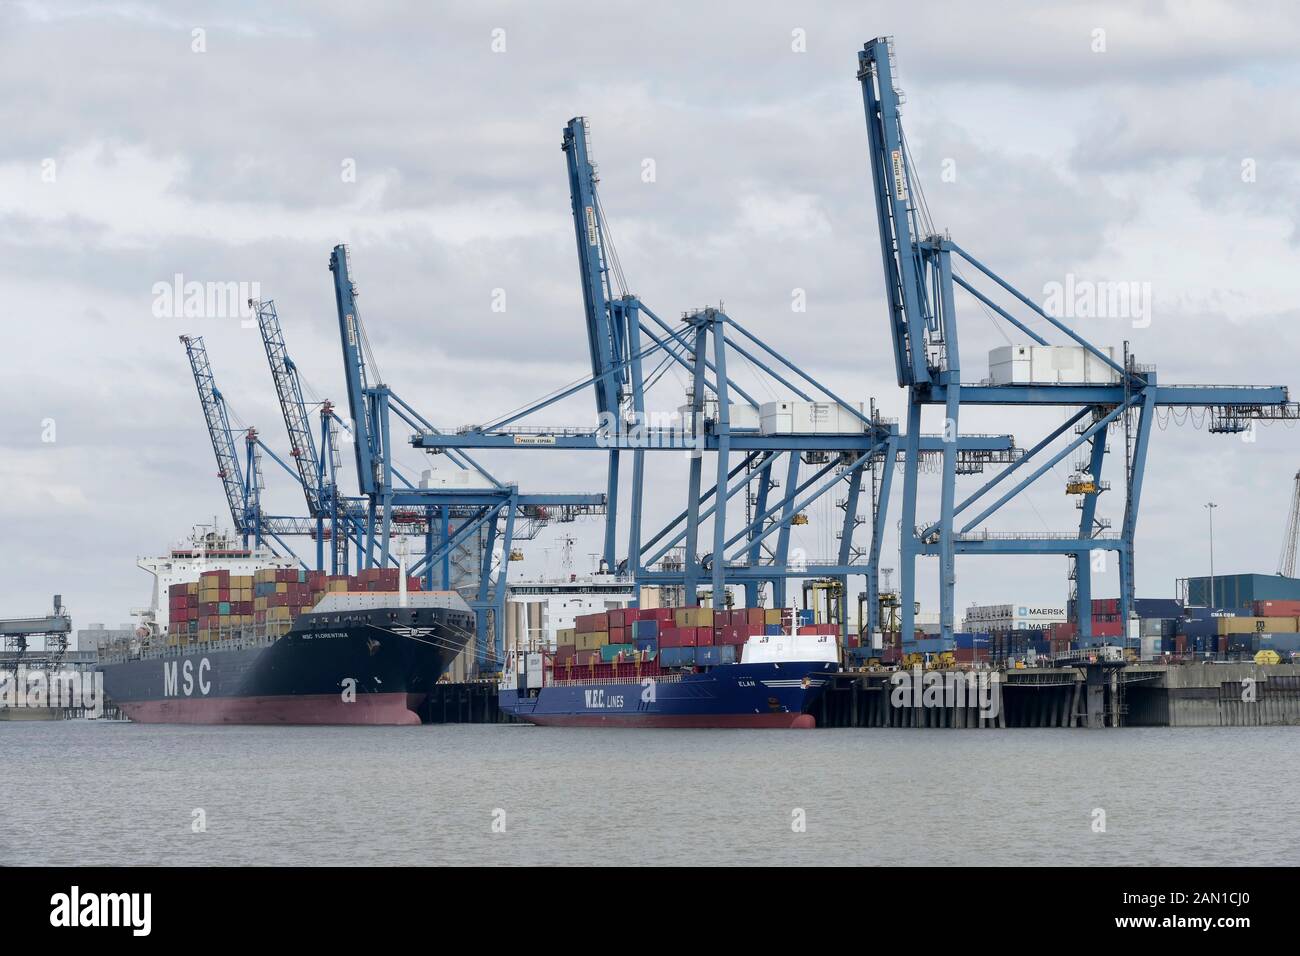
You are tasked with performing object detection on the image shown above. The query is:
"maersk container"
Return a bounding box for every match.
[659,646,697,668]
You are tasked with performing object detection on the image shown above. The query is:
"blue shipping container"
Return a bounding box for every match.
[659,646,697,668]
[634,638,658,654]
[1261,633,1300,653]
[632,620,659,639]
[765,624,783,635]
[1134,598,1183,618]
[903,637,955,654]
[695,645,737,666]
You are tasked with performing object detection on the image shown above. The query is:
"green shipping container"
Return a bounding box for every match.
[599,643,637,662]
[218,602,231,615]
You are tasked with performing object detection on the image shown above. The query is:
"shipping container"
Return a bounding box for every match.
[658,627,694,648]
[1253,599,1300,617]
[695,645,737,666]
[574,631,609,652]
[659,646,697,668]
[674,607,714,628]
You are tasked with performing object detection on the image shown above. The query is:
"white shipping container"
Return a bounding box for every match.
[759,400,868,435]
[678,400,761,434]
[988,345,1120,385]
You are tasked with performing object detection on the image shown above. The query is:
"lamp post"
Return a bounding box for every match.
[1205,502,1218,608]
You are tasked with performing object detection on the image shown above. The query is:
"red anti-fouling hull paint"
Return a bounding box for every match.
[526,712,816,729]
[117,692,423,726]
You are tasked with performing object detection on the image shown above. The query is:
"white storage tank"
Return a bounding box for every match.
[988,345,1120,385]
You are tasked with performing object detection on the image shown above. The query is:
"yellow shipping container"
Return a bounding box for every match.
[574,631,609,651]
[556,627,577,646]
[1218,616,1299,635]
[255,568,277,584]
[276,583,288,594]
[675,608,713,627]
[765,609,785,625]
[268,606,292,621]
[328,580,349,592]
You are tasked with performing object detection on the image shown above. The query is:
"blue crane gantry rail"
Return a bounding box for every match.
[856,36,1298,643]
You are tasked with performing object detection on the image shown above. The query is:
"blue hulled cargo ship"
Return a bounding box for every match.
[498,633,839,728]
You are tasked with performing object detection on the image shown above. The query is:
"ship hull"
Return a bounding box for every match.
[498,661,832,729]
[100,604,471,726]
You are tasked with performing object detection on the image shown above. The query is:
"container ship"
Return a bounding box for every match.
[98,530,472,725]
[498,605,841,728]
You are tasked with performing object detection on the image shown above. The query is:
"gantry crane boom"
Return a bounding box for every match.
[562,116,627,417]
[328,244,380,497]
[254,299,327,516]
[1280,471,1300,578]
[857,37,934,388]
[180,334,247,531]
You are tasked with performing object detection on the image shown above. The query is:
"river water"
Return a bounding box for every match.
[3,721,1295,866]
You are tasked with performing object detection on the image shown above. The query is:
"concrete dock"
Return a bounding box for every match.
[814,661,1300,728]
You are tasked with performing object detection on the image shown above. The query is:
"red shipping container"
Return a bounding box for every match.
[659,627,687,648]
[607,609,627,628]
[1254,600,1300,616]
[609,626,626,644]
[575,612,606,634]
[745,608,765,626]
[695,627,713,647]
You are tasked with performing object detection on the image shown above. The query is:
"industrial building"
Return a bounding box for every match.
[75,624,134,654]
[1181,573,1300,610]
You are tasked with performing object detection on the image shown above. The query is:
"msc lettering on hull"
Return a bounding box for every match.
[162,657,211,697]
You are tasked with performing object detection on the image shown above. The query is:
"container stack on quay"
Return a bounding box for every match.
[165,567,424,646]
[547,605,839,679]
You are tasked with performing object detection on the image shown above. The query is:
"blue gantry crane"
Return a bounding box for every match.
[415,116,1020,646]
[856,36,1299,644]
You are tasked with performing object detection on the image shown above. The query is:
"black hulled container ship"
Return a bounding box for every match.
[98,545,472,725]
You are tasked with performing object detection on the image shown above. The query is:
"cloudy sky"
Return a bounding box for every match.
[2,0,1299,635]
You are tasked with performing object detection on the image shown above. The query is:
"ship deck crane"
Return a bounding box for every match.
[856,36,1298,643]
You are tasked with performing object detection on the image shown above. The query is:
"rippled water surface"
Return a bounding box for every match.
[4,721,1295,866]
